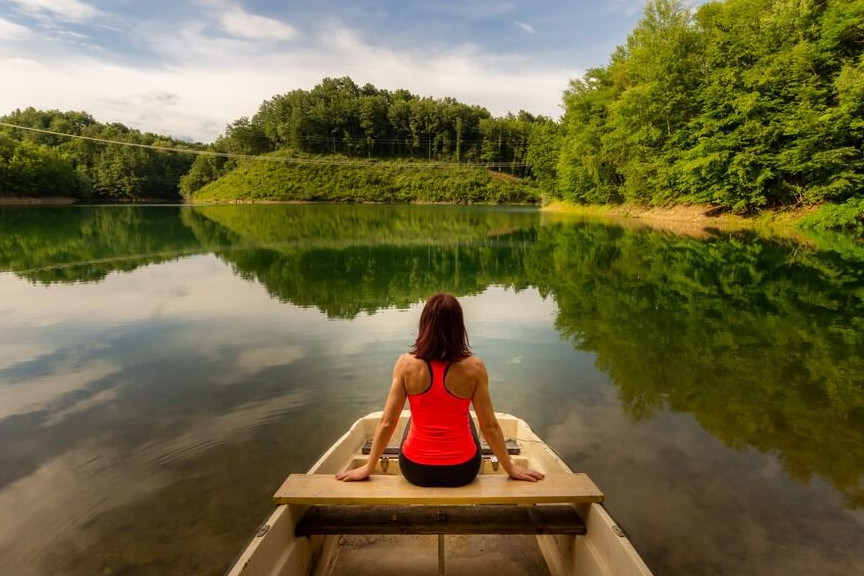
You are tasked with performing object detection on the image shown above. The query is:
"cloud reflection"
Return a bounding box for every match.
[0,358,120,421]
[136,391,308,466]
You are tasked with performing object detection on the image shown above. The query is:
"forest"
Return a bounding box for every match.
[1,0,862,226]
[0,108,199,200]
[179,77,544,199]
[536,0,864,225]
[0,80,544,203]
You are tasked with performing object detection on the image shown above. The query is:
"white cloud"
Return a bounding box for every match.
[514,20,535,34]
[0,16,31,39]
[5,0,100,23]
[218,6,297,41]
[0,17,577,142]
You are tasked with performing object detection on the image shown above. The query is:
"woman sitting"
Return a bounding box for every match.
[336,292,544,486]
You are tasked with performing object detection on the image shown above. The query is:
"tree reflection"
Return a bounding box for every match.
[2,205,862,506]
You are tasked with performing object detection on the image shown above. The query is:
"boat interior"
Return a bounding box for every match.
[226,412,653,576]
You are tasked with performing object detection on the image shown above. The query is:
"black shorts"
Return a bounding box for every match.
[399,417,482,487]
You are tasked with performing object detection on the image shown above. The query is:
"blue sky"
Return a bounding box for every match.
[0,0,651,142]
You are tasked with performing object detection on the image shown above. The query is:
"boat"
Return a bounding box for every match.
[225,411,654,576]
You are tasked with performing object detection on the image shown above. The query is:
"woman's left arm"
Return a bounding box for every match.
[336,355,408,481]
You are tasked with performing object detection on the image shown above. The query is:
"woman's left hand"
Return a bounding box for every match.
[335,466,371,482]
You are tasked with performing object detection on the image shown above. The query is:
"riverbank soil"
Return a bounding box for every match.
[542,201,818,239]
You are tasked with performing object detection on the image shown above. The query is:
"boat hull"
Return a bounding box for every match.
[225,411,653,576]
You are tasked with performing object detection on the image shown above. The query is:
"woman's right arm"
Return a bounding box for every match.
[471,360,545,482]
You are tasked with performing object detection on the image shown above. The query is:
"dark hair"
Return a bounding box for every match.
[411,293,471,362]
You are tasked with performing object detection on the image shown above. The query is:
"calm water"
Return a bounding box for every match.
[1,205,862,576]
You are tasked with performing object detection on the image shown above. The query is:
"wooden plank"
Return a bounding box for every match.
[362,439,521,455]
[349,456,531,475]
[295,504,587,536]
[274,474,603,505]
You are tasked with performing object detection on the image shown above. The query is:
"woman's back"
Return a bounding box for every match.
[336,292,544,485]
[400,355,479,466]
[401,353,481,397]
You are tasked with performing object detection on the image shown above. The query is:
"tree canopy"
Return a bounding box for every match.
[539,0,864,214]
[180,77,545,197]
[0,108,200,200]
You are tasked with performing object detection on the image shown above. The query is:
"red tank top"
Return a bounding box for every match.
[401,359,476,465]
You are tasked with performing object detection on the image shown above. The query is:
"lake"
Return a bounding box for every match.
[0,204,862,576]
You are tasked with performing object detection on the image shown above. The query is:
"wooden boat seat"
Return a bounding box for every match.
[295,504,587,536]
[274,473,603,505]
[361,439,521,455]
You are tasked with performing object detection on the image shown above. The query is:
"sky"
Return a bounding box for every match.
[0,0,651,142]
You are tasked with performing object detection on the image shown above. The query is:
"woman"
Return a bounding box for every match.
[336,292,545,485]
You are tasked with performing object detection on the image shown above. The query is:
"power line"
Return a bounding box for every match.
[0,122,529,169]
[294,134,527,145]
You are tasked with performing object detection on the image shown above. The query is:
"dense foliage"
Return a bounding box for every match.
[0,109,199,200]
[223,77,538,163]
[544,0,864,216]
[0,81,545,203]
[190,153,537,204]
[180,77,543,198]
[4,0,864,216]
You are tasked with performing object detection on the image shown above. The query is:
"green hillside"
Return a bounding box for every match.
[189,154,538,204]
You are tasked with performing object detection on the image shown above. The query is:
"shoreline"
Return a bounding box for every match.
[0,196,188,206]
[0,196,77,205]
[540,201,819,239]
[184,199,539,206]
[0,195,837,235]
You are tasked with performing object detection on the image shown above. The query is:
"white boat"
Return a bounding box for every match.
[226,411,653,576]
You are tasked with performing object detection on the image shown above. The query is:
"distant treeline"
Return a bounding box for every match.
[1,0,863,223]
[534,0,864,220]
[179,77,546,197]
[0,80,546,201]
[236,76,541,162]
[0,109,199,200]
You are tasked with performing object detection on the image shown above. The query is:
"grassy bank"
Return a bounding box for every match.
[542,201,864,237]
[189,155,538,204]
[0,196,77,205]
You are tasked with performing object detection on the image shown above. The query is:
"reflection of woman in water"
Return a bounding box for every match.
[336,292,545,486]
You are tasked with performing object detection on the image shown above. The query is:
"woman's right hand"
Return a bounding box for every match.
[507,464,545,482]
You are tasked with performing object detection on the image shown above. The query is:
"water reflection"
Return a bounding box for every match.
[527,223,864,509]
[0,206,201,283]
[0,205,863,576]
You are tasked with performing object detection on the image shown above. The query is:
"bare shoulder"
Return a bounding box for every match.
[395,353,426,375]
[457,355,488,380]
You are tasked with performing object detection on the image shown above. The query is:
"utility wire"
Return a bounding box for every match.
[0,122,529,169]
